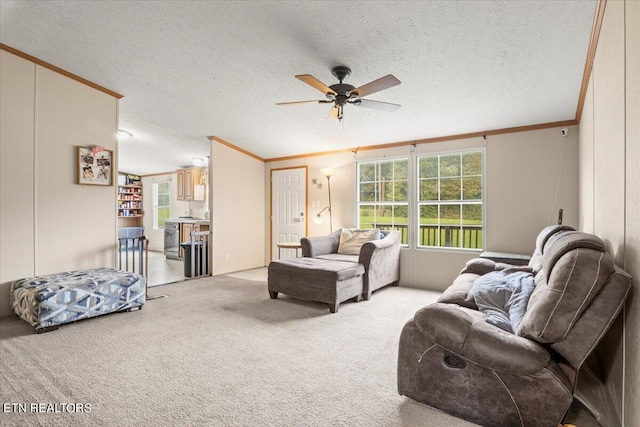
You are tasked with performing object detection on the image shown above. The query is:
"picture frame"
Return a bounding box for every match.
[77,146,113,186]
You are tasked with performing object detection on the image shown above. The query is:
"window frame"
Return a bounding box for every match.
[355,156,411,246]
[415,149,485,252]
[152,179,171,231]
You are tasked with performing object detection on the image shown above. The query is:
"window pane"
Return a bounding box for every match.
[394,181,408,202]
[440,154,461,177]
[381,181,393,202]
[159,194,170,206]
[359,163,376,182]
[463,152,482,176]
[419,157,438,179]
[156,207,170,229]
[360,182,377,202]
[393,205,408,224]
[441,204,461,225]
[440,225,460,248]
[159,182,170,193]
[374,205,393,227]
[419,204,438,225]
[419,205,439,246]
[462,176,482,200]
[394,159,408,180]
[419,179,438,201]
[440,178,461,200]
[379,161,393,181]
[462,204,483,249]
[393,205,408,245]
[462,204,482,224]
[359,205,374,229]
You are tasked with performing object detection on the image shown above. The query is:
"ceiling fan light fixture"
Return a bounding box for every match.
[278,66,401,122]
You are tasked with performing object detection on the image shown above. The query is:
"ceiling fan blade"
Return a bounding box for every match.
[328,106,339,119]
[353,99,401,113]
[296,74,337,95]
[351,74,400,98]
[276,100,332,106]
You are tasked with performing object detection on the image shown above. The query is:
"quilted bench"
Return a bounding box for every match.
[11,267,146,333]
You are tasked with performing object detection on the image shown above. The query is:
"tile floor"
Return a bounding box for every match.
[140,250,267,287]
[146,250,186,286]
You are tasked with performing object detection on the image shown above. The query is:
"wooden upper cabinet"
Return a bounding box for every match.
[176,168,203,201]
[177,170,185,200]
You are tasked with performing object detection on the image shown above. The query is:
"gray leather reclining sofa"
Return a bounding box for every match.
[397,225,632,427]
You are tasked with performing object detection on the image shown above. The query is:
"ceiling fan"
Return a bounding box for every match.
[277,66,401,121]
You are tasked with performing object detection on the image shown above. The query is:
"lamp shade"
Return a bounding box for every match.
[320,167,334,178]
[313,215,323,224]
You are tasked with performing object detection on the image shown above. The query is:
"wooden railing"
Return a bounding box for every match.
[372,223,483,249]
[117,235,148,278]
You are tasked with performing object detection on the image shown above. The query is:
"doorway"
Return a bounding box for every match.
[270,167,307,260]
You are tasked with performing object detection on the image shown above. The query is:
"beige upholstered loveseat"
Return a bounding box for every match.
[268,229,401,312]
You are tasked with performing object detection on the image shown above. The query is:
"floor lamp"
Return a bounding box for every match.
[314,168,334,232]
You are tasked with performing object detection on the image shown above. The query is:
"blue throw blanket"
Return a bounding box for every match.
[468,270,536,334]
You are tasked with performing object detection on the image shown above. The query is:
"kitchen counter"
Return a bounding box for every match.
[168,218,210,224]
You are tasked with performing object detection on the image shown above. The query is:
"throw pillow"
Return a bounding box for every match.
[337,228,381,255]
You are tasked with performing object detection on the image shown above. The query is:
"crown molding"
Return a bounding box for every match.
[0,43,124,99]
[575,0,607,122]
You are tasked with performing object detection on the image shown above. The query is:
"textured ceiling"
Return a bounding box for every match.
[0,1,596,175]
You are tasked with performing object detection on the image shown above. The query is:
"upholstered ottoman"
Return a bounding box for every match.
[268,258,364,313]
[11,268,146,332]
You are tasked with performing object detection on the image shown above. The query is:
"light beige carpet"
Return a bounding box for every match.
[0,275,596,426]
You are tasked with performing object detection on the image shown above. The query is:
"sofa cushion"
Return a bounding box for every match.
[268,257,364,285]
[528,225,575,273]
[517,232,614,343]
[337,228,380,255]
[316,253,359,263]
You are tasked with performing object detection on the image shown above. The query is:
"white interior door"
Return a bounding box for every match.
[271,167,307,260]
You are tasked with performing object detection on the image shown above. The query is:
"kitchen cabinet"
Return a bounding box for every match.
[176,168,204,201]
[179,222,210,258]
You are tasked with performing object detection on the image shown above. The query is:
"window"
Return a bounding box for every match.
[417,151,483,249]
[153,180,171,230]
[357,158,409,245]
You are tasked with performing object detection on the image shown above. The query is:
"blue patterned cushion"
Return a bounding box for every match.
[11,268,145,330]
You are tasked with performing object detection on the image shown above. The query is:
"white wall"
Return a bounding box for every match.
[211,141,266,274]
[266,125,578,291]
[578,1,640,424]
[0,50,35,317]
[0,50,118,317]
[624,2,640,423]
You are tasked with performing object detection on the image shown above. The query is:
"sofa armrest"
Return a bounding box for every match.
[358,230,400,270]
[413,303,550,376]
[358,230,401,294]
[301,230,341,257]
[460,257,530,275]
[437,273,479,309]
